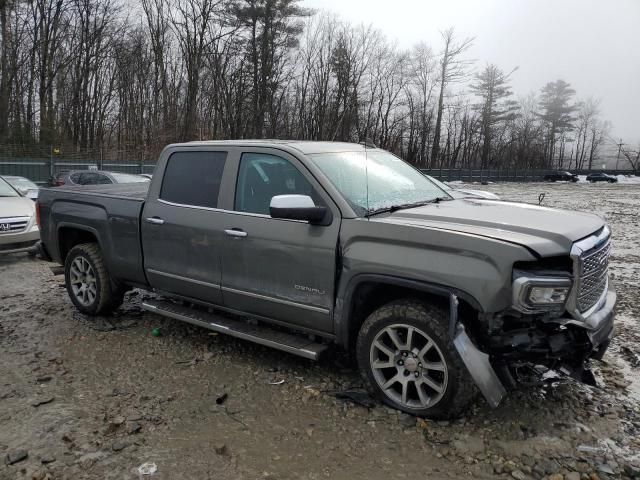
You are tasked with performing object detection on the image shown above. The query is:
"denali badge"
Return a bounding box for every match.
[294,284,326,295]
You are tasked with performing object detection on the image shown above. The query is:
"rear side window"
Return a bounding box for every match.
[96,174,112,184]
[160,151,227,208]
[69,173,81,184]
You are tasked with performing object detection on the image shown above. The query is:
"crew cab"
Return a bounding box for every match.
[36,140,616,418]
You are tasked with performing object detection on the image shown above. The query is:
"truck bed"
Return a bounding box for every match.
[37,183,149,287]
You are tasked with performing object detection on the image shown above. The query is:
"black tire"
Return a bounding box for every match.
[64,242,124,315]
[356,299,476,419]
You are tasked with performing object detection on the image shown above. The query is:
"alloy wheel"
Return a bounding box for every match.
[69,256,97,306]
[370,323,448,409]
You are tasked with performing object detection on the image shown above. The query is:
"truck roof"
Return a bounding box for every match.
[170,140,372,155]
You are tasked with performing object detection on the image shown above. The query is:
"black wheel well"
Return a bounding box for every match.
[344,280,477,350]
[58,227,98,262]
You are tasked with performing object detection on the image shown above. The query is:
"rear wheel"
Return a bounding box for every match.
[64,243,124,315]
[356,299,476,419]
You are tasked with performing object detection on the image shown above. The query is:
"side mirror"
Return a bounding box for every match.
[270,195,327,224]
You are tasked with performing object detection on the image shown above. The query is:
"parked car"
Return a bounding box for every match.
[425,175,500,200]
[543,171,579,182]
[586,173,618,183]
[37,140,615,419]
[48,170,151,187]
[3,175,40,200]
[0,176,39,254]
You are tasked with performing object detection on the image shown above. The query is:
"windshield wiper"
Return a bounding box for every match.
[365,197,449,217]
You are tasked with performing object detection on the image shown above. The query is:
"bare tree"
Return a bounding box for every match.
[430,28,473,166]
[620,143,640,174]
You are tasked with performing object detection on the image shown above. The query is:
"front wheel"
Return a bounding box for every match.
[64,243,124,315]
[356,299,476,419]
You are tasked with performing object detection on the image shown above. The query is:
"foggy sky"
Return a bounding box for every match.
[304,0,640,145]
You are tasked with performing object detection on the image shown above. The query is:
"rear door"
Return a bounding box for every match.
[217,148,341,333]
[141,148,233,304]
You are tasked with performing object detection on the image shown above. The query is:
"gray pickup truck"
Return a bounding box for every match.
[36,140,616,418]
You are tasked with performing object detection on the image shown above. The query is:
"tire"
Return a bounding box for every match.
[356,299,476,419]
[64,242,124,315]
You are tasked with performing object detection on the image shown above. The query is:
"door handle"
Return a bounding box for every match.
[145,217,165,225]
[224,229,248,238]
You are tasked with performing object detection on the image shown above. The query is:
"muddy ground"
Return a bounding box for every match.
[1,182,639,480]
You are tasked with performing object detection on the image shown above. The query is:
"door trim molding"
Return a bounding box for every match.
[221,286,330,314]
[146,269,330,315]
[146,268,220,289]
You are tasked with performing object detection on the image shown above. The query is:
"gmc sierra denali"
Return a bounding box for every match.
[36,140,616,418]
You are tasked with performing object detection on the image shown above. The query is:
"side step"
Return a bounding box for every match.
[141,299,328,360]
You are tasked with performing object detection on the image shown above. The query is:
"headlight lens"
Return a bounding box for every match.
[512,275,572,313]
[527,286,569,305]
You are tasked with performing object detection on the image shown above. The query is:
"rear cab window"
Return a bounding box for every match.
[160,151,227,208]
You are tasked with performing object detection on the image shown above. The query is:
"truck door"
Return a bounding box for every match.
[141,148,232,304]
[217,149,341,333]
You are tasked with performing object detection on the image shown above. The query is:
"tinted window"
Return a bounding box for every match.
[235,153,320,215]
[96,174,112,185]
[160,151,227,208]
[78,173,105,185]
[69,173,82,184]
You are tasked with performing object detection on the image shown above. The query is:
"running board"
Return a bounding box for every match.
[141,299,328,360]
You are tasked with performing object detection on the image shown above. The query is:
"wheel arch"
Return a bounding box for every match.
[335,274,483,350]
[57,223,102,264]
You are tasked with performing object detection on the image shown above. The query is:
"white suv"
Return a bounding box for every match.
[0,176,40,254]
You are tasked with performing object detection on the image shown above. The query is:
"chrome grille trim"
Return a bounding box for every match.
[567,226,611,321]
[577,240,610,312]
[0,216,30,234]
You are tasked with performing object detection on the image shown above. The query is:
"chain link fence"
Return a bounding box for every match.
[0,144,157,184]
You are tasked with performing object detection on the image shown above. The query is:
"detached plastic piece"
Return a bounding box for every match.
[453,324,506,408]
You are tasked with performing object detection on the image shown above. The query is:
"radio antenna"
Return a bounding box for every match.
[359,138,375,217]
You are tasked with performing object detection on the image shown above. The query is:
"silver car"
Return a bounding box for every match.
[0,176,40,254]
[3,175,39,201]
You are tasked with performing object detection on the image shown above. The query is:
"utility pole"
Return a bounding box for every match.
[615,139,625,170]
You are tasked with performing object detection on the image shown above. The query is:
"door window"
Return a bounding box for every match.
[96,174,112,184]
[234,153,320,215]
[160,151,227,208]
[78,173,100,185]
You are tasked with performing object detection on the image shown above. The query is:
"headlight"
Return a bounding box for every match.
[527,285,569,304]
[513,275,572,313]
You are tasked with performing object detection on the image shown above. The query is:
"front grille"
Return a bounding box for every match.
[0,216,30,234]
[576,238,610,312]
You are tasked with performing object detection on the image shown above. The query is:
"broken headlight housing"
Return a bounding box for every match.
[512,273,572,314]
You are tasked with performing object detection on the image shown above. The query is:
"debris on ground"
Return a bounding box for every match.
[1,183,639,479]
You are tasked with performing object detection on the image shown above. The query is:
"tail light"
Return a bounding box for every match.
[35,201,41,227]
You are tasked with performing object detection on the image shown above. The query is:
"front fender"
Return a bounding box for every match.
[334,218,538,346]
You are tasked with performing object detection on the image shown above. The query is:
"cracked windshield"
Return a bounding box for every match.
[310,150,450,215]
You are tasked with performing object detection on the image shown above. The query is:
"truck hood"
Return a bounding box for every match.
[0,196,35,218]
[375,198,604,257]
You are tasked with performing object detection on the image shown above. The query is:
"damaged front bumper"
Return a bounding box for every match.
[452,288,616,408]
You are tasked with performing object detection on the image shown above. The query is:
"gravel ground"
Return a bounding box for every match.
[1,182,639,480]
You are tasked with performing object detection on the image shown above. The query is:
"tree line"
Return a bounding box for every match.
[0,0,631,170]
